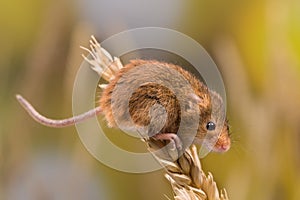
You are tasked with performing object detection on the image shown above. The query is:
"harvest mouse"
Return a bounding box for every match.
[16,36,231,154]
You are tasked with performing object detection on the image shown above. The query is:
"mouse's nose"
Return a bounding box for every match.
[213,133,231,153]
[221,143,231,152]
[213,143,230,153]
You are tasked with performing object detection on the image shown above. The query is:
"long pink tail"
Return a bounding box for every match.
[16,94,102,128]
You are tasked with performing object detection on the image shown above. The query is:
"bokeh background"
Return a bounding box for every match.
[1,0,300,199]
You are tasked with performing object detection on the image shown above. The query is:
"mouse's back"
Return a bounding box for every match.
[99,60,211,139]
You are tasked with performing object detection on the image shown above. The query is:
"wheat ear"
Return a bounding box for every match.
[146,139,229,200]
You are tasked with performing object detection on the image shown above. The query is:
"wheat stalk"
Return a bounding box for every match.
[146,139,229,200]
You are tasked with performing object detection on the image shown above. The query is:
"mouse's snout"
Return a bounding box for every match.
[212,124,231,153]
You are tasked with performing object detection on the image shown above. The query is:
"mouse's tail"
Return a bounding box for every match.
[80,35,123,83]
[16,94,102,127]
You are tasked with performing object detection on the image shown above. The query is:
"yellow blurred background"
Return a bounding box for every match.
[1,0,300,199]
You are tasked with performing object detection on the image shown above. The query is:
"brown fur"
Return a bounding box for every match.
[99,59,230,152]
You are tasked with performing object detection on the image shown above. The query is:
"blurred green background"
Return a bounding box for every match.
[1,0,300,199]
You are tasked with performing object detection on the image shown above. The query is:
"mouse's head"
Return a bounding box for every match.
[203,118,231,153]
[191,90,231,153]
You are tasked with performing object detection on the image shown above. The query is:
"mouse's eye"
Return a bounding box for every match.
[206,121,216,131]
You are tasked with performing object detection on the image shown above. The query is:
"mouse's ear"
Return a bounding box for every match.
[188,93,210,109]
[189,93,202,103]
